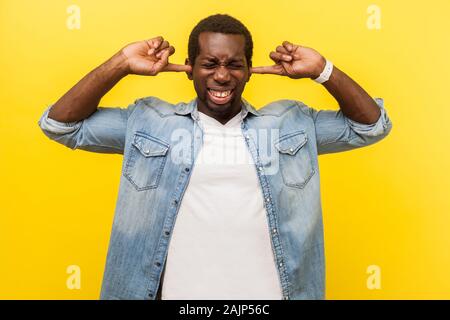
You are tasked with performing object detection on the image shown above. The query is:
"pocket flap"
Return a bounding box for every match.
[275,131,308,155]
[132,133,169,157]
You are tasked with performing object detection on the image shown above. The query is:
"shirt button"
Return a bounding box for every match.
[289,148,294,153]
[258,167,263,171]
[279,262,283,267]
[185,167,190,172]
[266,198,270,202]
[284,296,289,300]
[173,199,178,206]
[164,231,170,236]
[155,262,161,267]
[272,228,277,234]
[148,293,153,298]
[144,149,150,154]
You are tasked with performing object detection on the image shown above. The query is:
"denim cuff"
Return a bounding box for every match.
[38,105,82,134]
[345,97,391,137]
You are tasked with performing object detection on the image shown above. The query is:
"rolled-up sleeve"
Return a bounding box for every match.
[38,105,83,134]
[297,97,393,155]
[38,102,137,154]
[345,98,391,137]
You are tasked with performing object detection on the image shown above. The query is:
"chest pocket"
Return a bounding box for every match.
[274,130,315,189]
[124,132,169,191]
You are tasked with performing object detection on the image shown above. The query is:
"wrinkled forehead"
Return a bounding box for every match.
[197,32,246,61]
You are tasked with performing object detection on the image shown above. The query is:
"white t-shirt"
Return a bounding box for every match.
[161,109,282,300]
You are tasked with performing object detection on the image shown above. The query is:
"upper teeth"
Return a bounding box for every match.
[209,89,231,97]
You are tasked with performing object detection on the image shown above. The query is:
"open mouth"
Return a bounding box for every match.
[207,88,235,105]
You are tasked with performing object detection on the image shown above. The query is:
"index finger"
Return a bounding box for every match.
[146,36,164,52]
[282,40,294,52]
[162,63,192,72]
[250,65,278,74]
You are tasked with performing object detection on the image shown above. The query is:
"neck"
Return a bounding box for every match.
[197,99,242,125]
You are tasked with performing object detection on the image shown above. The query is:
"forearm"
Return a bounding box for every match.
[48,51,129,122]
[321,65,381,124]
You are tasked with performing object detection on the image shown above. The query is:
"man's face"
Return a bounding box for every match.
[188,32,251,120]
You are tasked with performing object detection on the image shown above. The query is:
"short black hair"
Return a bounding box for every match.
[188,14,253,67]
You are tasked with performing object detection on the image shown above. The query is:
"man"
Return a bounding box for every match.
[38,14,392,300]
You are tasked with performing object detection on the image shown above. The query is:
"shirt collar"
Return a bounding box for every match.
[174,97,260,120]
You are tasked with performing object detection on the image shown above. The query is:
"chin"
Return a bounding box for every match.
[206,100,232,112]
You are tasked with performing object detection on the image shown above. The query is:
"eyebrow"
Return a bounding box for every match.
[202,56,245,63]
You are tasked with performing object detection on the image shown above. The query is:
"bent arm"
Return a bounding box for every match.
[48,51,129,122]
[321,64,381,125]
[38,36,188,154]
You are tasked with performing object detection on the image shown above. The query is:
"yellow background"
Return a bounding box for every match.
[1,0,449,299]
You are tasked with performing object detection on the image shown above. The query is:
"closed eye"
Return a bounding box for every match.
[202,63,244,69]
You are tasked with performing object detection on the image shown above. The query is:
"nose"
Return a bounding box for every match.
[213,65,231,83]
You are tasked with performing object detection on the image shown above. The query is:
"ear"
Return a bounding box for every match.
[185,58,193,80]
[246,65,252,83]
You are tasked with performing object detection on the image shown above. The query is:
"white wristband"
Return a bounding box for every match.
[313,59,333,84]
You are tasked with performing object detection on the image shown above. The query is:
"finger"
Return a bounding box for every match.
[149,40,169,56]
[269,51,292,63]
[156,45,175,58]
[151,36,164,47]
[156,40,169,52]
[153,48,171,71]
[280,61,292,74]
[250,65,279,74]
[162,63,192,72]
[160,47,170,61]
[147,36,163,48]
[146,36,164,55]
[282,40,294,52]
[276,45,290,54]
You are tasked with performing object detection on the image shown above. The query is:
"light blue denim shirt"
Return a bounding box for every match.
[38,96,392,300]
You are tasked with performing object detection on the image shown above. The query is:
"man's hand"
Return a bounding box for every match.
[251,41,326,79]
[121,36,192,76]
[252,40,382,124]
